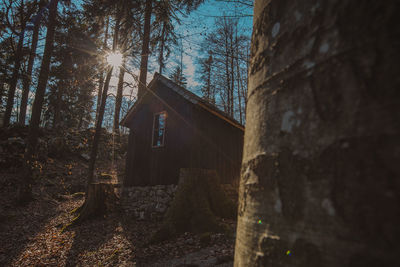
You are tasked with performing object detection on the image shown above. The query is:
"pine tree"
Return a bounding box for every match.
[19,0,44,125]
[138,0,204,97]
[198,51,215,104]
[3,0,28,127]
[169,65,187,87]
[45,5,97,129]
[20,0,60,203]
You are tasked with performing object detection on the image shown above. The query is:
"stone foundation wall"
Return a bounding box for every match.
[122,183,238,221]
[121,185,178,220]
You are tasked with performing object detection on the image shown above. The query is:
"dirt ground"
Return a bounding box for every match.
[0,133,236,267]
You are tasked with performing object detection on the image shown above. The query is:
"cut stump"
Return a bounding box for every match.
[152,168,236,242]
[63,183,118,230]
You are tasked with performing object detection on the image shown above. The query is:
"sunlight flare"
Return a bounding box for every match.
[106,51,123,67]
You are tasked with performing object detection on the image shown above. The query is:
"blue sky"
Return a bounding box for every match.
[118,0,254,97]
[31,0,254,96]
[2,0,253,123]
[161,0,253,90]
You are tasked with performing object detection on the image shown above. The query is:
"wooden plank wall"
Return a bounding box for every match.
[124,80,243,186]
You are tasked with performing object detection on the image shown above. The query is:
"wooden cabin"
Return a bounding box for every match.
[120,73,244,186]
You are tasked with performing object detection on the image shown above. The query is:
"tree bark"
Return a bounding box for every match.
[0,82,4,108]
[235,29,243,124]
[19,0,59,204]
[137,0,152,99]
[53,81,62,127]
[87,66,112,187]
[4,14,26,127]
[113,60,125,133]
[87,12,120,187]
[158,20,166,74]
[234,1,400,266]
[152,168,236,243]
[229,27,235,118]
[19,0,42,125]
[95,17,109,123]
[67,183,118,227]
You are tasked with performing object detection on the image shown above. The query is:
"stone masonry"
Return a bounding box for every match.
[122,183,238,221]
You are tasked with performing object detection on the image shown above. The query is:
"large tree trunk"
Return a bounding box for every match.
[113,60,125,133]
[95,17,109,123]
[0,82,4,108]
[229,29,235,118]
[158,21,166,75]
[19,0,42,125]
[74,63,114,226]
[18,0,59,204]
[152,168,236,243]
[234,1,400,267]
[137,0,152,98]
[4,18,26,127]
[87,10,121,187]
[53,81,62,127]
[66,183,118,227]
[87,66,112,186]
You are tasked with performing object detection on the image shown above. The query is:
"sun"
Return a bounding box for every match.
[106,51,123,67]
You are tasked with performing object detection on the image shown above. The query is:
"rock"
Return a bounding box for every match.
[132,191,140,200]
[158,196,171,205]
[139,204,150,211]
[156,189,165,197]
[77,143,85,149]
[155,203,167,213]
[155,185,163,190]
[81,153,90,161]
[139,211,145,220]
[7,137,25,145]
[216,255,233,265]
[185,238,194,245]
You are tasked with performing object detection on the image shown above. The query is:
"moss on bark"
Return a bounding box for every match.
[152,168,236,242]
[62,183,117,231]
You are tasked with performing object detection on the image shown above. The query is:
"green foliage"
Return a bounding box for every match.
[44,6,98,129]
[169,65,187,87]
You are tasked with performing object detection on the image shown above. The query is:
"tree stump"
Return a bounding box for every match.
[64,183,118,230]
[152,168,236,242]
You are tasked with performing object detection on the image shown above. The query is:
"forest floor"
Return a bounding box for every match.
[0,126,235,266]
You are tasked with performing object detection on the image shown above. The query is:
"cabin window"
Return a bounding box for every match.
[152,111,166,147]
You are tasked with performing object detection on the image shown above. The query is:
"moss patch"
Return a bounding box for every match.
[151,169,236,243]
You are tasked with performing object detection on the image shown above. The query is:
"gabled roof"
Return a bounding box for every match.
[120,73,244,131]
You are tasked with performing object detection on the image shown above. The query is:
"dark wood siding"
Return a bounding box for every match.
[190,104,243,183]
[124,80,243,186]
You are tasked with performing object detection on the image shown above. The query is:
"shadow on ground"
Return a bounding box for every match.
[0,171,59,266]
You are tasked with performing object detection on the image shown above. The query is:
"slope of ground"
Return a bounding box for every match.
[0,126,236,266]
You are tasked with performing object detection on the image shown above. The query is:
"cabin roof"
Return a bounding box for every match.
[120,73,244,131]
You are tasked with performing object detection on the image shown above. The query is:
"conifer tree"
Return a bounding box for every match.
[3,0,27,126]
[169,65,187,87]
[19,0,44,125]
[19,0,60,203]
